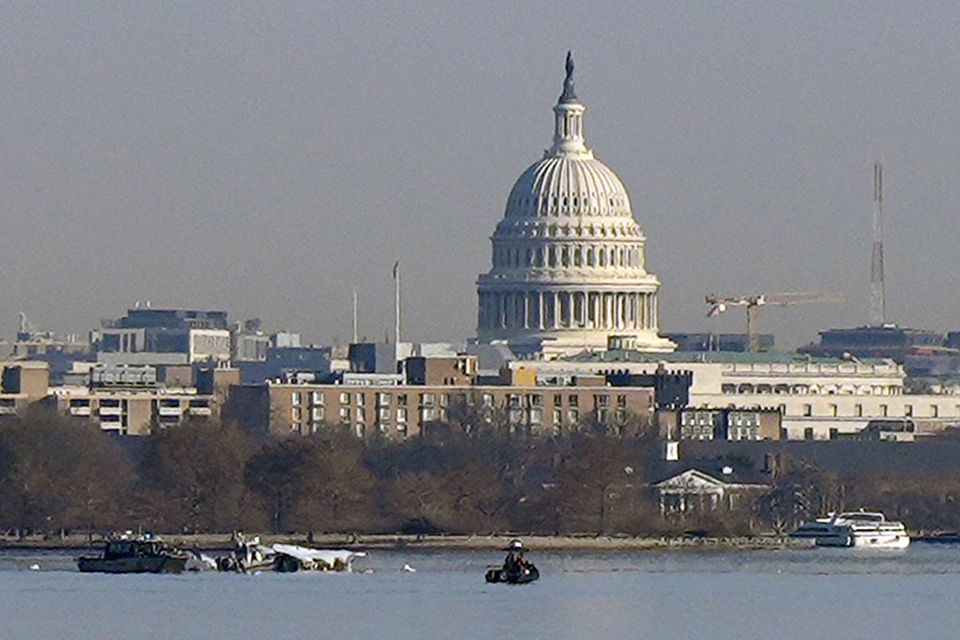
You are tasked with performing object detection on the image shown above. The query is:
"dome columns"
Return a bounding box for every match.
[478,288,660,334]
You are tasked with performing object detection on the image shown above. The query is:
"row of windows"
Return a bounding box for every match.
[721,383,901,396]
[293,391,635,412]
[494,244,641,270]
[793,403,957,418]
[509,194,628,217]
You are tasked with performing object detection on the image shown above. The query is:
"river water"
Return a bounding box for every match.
[1,544,959,640]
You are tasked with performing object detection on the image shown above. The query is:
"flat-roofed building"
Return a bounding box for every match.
[225,357,656,440]
[510,350,960,439]
[42,388,216,435]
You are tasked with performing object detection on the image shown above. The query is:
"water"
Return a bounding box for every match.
[1,545,959,639]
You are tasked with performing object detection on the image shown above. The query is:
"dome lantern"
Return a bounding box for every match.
[550,52,589,157]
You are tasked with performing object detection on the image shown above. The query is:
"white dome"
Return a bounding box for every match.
[475,53,674,357]
[505,155,633,220]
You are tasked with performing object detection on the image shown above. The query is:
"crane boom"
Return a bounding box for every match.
[705,291,844,352]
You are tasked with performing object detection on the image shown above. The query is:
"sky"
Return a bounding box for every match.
[1,1,959,348]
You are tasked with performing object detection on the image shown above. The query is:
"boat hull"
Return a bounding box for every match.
[485,565,539,584]
[812,533,910,549]
[77,556,187,574]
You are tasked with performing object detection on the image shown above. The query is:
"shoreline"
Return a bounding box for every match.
[0,533,808,552]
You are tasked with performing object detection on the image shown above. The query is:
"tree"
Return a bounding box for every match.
[0,409,134,536]
[245,428,378,534]
[754,457,842,533]
[140,419,264,533]
[548,435,646,534]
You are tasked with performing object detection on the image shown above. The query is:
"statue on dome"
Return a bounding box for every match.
[560,51,577,102]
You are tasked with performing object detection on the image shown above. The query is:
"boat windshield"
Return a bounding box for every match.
[840,512,884,522]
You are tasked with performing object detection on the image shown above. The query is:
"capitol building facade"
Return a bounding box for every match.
[476,54,675,357]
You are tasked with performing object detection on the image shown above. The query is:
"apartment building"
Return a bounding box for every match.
[225,354,657,439]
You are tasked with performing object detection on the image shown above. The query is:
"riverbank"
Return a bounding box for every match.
[0,532,807,552]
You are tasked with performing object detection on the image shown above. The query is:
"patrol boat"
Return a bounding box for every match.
[77,534,189,574]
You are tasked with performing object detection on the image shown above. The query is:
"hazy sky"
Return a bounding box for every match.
[1,2,959,348]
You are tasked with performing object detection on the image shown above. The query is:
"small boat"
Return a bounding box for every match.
[77,534,188,574]
[216,534,277,573]
[792,510,910,549]
[485,538,540,584]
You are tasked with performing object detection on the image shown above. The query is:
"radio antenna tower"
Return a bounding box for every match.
[870,162,886,326]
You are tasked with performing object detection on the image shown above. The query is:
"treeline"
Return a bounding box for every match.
[1,409,959,538]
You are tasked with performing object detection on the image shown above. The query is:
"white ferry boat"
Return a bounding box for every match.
[791,511,910,549]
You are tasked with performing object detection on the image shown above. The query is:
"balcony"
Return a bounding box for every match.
[188,407,212,416]
[69,406,92,417]
[157,405,184,417]
[98,406,122,417]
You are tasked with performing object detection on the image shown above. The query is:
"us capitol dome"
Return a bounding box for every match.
[476,53,675,357]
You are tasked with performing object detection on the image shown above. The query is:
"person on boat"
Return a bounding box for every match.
[503,539,526,573]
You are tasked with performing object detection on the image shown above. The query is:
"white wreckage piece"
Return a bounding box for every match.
[217,534,366,573]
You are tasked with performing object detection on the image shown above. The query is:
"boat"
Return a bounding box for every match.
[77,534,189,574]
[216,534,278,573]
[485,538,540,584]
[485,564,540,584]
[791,510,911,549]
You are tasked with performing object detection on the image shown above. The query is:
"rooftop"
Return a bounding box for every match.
[563,350,895,366]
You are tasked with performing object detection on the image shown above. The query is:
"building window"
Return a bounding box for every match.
[554,394,562,406]
[312,391,324,405]
[421,393,435,406]
[932,405,939,418]
[357,393,366,406]
[397,408,407,423]
[292,407,302,421]
[377,392,390,406]
[803,404,812,417]
[356,408,366,422]
[855,404,863,417]
[594,394,610,408]
[904,404,913,417]
[339,407,351,422]
[617,395,627,408]
[568,395,579,407]
[340,392,350,404]
[880,404,888,417]
[829,404,838,417]
[291,393,301,407]
[568,409,579,424]
[312,407,325,421]
[398,394,408,406]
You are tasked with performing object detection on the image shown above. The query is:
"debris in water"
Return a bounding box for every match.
[29,564,40,571]
[402,563,416,573]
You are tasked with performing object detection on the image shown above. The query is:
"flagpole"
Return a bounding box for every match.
[352,288,358,344]
[393,261,401,346]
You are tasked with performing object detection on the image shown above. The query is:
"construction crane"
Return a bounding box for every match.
[705,292,844,352]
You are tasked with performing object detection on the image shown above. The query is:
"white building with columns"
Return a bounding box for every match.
[475,53,675,358]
